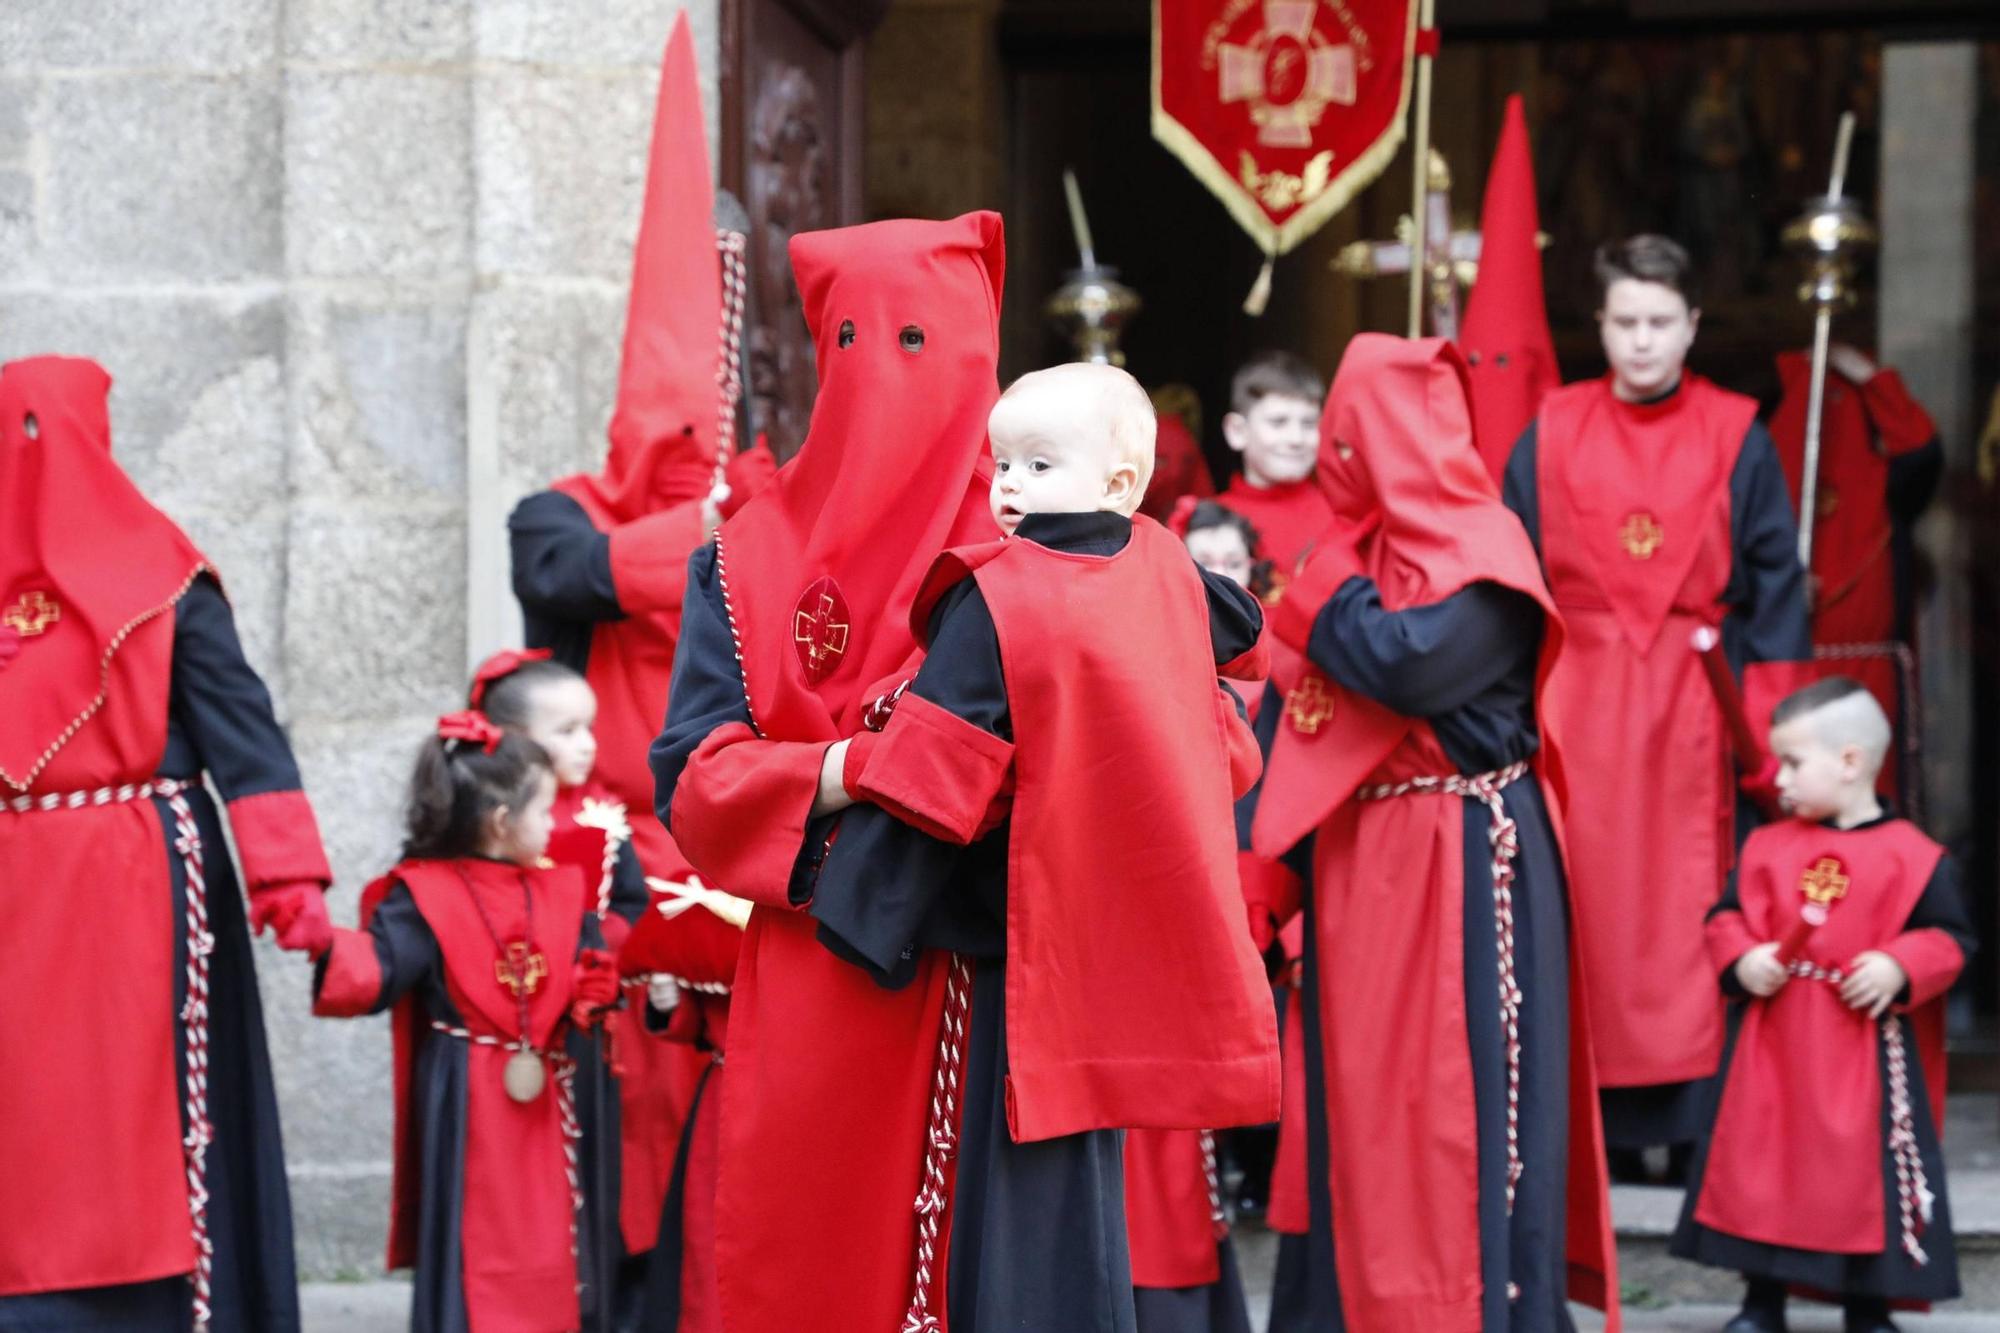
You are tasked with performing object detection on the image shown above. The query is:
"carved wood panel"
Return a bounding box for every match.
[721,0,889,461]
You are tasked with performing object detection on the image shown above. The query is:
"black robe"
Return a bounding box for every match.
[0,577,302,1333]
[509,489,625,674]
[1504,407,1811,1151]
[1263,577,1576,1333]
[312,875,613,1333]
[1671,827,1974,1303]
[652,512,1259,1333]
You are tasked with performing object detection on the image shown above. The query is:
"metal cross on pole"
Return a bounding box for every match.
[1330,148,1482,341]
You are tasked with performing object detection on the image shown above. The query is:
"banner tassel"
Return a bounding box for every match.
[1243,252,1275,317]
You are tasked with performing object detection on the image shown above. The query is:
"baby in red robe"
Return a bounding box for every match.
[1673,676,1972,1333]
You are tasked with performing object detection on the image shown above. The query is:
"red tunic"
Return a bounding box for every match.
[1535,374,1756,1088]
[888,516,1280,1141]
[1696,818,1959,1252]
[1769,358,1936,647]
[319,859,588,1331]
[1218,474,1336,576]
[1124,1129,1226,1288]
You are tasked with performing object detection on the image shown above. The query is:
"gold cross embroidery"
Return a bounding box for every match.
[1618,512,1664,561]
[2,591,60,636]
[793,592,850,670]
[1800,855,1851,908]
[495,941,548,997]
[1285,675,1336,735]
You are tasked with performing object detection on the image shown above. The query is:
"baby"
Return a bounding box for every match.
[987,362,1156,535]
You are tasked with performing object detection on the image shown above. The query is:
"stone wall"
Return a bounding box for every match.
[0,0,719,1276]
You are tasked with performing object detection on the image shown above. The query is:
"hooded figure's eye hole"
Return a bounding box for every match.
[1335,439,1354,460]
[21,413,37,440]
[899,325,926,355]
[838,320,856,349]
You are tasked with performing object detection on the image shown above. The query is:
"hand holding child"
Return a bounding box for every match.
[1734,942,1789,998]
[1839,951,1908,1019]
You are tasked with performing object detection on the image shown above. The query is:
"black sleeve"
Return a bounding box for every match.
[1306,577,1543,718]
[809,579,1009,985]
[1722,423,1811,668]
[169,574,310,800]
[607,836,648,925]
[509,490,622,623]
[650,546,753,826]
[312,881,441,1013]
[1903,853,1978,964]
[1886,437,1944,528]
[1501,420,1542,555]
[1199,563,1264,665]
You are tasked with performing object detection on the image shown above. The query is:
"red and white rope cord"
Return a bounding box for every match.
[629,970,732,996]
[165,788,216,1333]
[595,833,620,920]
[713,230,749,487]
[4,777,190,813]
[900,952,974,1333]
[426,1024,585,1278]
[1782,973,1933,1265]
[1198,1130,1227,1232]
[1358,759,1530,1216]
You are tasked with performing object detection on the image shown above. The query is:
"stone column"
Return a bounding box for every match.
[1878,41,1977,843]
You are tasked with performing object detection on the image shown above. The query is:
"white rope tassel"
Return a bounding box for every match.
[900,953,974,1333]
[713,231,750,491]
[166,788,215,1333]
[1359,759,1530,1216]
[1198,1130,1226,1229]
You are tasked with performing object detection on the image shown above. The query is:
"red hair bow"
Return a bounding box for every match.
[468,647,552,708]
[437,710,504,754]
[1165,493,1200,540]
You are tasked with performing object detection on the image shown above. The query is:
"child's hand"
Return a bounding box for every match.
[1839,951,1908,1019]
[1734,942,1789,998]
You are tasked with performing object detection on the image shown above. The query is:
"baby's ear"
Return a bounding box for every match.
[1103,460,1143,514]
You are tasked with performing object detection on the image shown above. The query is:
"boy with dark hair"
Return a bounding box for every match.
[1219,350,1332,577]
[1503,232,1809,1176]
[1673,677,1971,1333]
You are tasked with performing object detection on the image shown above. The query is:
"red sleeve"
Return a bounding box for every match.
[1220,641,1270,682]
[1857,369,1937,457]
[1705,909,1761,980]
[1238,852,1301,953]
[226,789,332,889]
[848,692,1015,846]
[312,928,385,1018]
[608,499,709,616]
[1883,928,1964,1009]
[1266,538,1365,655]
[1220,685,1262,799]
[667,721,827,910]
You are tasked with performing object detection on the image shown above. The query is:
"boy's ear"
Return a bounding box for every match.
[1221,411,1250,454]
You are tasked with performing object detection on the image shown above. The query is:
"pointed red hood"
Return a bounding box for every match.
[555,13,726,525]
[0,355,210,791]
[716,213,1005,741]
[1138,412,1215,521]
[1460,95,1559,483]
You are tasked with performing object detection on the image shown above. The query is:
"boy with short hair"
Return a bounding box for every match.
[820,360,1281,1331]
[1673,677,1972,1333]
[1502,234,1809,1173]
[1218,350,1332,576]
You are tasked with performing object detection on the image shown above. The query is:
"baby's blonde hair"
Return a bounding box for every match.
[995,362,1157,506]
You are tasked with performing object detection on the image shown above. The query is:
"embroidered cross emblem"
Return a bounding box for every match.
[2,591,60,636]
[791,576,852,685]
[1619,511,1664,560]
[495,941,548,997]
[1217,1,1358,150]
[1800,855,1851,907]
[1285,675,1336,735]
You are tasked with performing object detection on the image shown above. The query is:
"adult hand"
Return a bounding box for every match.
[1827,343,1877,385]
[1734,942,1789,998]
[1840,950,1908,1019]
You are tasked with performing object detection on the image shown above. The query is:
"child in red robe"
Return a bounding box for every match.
[1218,350,1331,577]
[314,715,621,1332]
[1673,677,1971,1333]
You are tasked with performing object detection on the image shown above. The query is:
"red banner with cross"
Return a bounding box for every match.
[1152,0,1418,259]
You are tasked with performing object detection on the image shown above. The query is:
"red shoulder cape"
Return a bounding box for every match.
[916,518,1279,1141]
